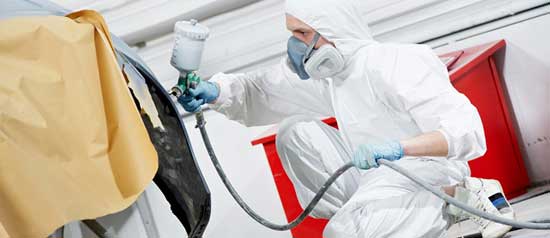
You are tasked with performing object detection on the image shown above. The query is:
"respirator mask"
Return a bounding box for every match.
[286,32,345,80]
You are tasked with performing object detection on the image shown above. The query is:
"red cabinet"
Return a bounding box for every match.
[251,40,529,238]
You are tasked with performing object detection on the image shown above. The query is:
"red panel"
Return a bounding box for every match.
[452,59,528,197]
[487,58,530,195]
[444,40,506,81]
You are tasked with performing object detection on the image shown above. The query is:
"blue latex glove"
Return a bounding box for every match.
[352,141,404,170]
[177,80,220,113]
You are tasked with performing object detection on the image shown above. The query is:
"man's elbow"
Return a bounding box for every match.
[462,130,487,161]
[473,131,487,158]
[446,127,487,162]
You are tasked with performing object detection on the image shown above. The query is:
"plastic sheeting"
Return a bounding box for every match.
[0,10,158,238]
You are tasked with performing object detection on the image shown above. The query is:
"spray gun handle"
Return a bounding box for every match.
[170,72,202,97]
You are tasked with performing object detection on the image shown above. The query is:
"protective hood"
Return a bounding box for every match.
[285,0,376,60]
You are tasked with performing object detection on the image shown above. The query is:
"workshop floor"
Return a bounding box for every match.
[447,185,550,238]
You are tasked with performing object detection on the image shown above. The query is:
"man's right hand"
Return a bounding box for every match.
[177,80,220,113]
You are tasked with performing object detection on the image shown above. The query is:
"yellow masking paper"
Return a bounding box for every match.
[0,11,158,238]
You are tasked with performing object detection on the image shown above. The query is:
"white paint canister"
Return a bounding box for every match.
[170,19,210,73]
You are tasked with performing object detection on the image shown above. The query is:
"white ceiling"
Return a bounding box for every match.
[49,0,260,45]
[49,0,131,12]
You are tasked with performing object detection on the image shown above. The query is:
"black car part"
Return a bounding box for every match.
[118,51,211,237]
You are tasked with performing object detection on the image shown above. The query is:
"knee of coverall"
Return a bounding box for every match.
[276,115,318,152]
[275,115,321,172]
[277,116,319,141]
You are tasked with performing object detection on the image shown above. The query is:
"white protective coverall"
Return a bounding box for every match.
[209,0,487,237]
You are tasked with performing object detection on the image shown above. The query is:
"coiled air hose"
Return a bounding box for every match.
[193,112,550,231]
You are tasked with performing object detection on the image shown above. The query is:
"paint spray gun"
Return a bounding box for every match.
[169,19,209,125]
[169,19,209,98]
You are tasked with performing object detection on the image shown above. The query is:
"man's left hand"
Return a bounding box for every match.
[352,141,404,170]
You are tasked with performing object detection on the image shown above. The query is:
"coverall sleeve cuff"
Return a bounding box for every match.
[437,128,454,158]
[209,73,231,106]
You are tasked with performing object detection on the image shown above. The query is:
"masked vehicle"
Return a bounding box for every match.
[0,1,211,237]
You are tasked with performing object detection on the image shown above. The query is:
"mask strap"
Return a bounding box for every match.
[303,32,321,64]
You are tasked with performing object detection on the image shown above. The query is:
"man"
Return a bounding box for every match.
[178,0,515,237]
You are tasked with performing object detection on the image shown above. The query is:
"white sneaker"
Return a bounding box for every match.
[447,177,515,238]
